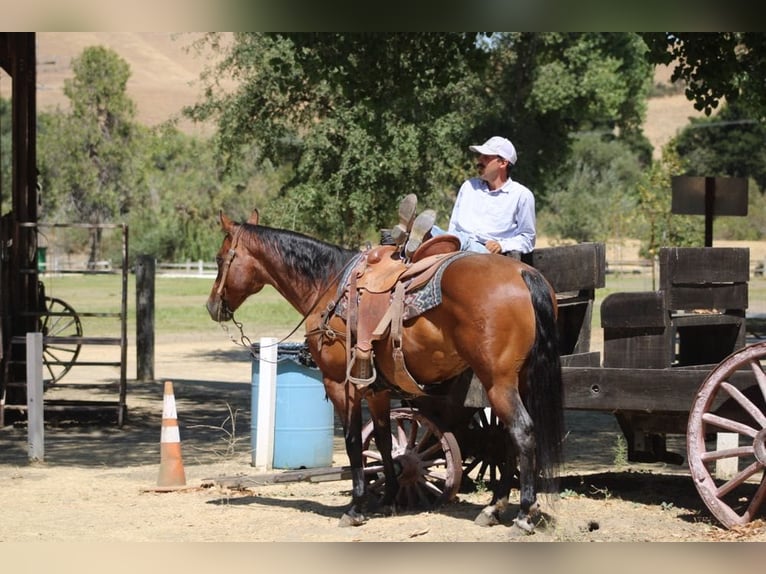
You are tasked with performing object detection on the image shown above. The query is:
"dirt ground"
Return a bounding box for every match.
[1,336,766,544]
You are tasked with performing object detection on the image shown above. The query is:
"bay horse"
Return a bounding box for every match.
[206,209,564,533]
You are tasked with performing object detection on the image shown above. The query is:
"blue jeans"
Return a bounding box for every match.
[430,225,489,253]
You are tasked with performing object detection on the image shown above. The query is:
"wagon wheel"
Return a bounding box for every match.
[458,408,517,493]
[40,296,83,384]
[687,341,766,528]
[361,408,462,509]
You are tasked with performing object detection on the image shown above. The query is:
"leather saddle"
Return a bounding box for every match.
[342,234,462,397]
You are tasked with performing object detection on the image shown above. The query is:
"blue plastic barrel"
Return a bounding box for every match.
[251,342,334,469]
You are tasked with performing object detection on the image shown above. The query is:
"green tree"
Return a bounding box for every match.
[127,123,258,262]
[187,33,487,247]
[482,32,654,204]
[541,134,642,243]
[674,102,766,191]
[37,46,144,265]
[641,33,766,120]
[187,33,654,246]
[635,144,702,265]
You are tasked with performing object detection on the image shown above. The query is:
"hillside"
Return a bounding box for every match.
[27,33,706,154]
[35,32,217,135]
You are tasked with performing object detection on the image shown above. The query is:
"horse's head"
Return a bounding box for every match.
[206,209,265,322]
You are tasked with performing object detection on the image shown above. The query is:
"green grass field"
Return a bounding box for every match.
[39,273,302,339]
[37,270,766,340]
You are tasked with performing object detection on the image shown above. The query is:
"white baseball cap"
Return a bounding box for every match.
[469,136,517,165]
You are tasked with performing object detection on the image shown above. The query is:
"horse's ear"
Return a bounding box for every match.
[219,211,235,233]
[247,209,260,225]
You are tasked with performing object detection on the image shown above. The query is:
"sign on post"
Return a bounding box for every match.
[671,176,748,247]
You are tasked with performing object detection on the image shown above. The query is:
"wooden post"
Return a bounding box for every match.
[704,176,715,247]
[135,255,155,382]
[253,337,278,470]
[26,332,44,461]
[715,433,739,480]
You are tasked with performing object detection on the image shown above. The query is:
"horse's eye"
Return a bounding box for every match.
[215,255,223,266]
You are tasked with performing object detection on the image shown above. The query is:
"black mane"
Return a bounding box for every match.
[243,223,359,287]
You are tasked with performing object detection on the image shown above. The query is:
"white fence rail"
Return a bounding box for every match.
[156,261,217,278]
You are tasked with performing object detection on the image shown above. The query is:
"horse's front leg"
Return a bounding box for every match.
[332,381,369,527]
[366,389,399,513]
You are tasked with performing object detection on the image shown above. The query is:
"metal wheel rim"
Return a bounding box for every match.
[361,408,462,509]
[687,341,766,528]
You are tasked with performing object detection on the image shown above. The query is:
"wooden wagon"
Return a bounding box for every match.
[358,243,766,530]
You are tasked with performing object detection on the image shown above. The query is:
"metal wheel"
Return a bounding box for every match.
[40,296,83,384]
[687,341,766,528]
[361,408,462,509]
[457,407,516,492]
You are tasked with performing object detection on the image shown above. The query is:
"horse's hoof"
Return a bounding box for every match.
[474,510,500,527]
[339,512,367,527]
[512,516,536,534]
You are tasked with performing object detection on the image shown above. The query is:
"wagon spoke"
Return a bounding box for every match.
[419,441,442,459]
[743,476,766,522]
[688,342,766,529]
[701,445,754,462]
[414,427,434,452]
[721,382,766,428]
[422,483,444,498]
[396,420,409,447]
[462,458,480,475]
[360,408,461,510]
[716,460,763,498]
[362,449,382,462]
[702,413,758,438]
[751,359,766,403]
[364,462,384,474]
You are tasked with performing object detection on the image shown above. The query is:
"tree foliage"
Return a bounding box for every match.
[641,33,766,120]
[541,134,643,243]
[674,102,766,191]
[186,32,653,246]
[483,32,653,201]
[186,33,487,246]
[635,145,702,261]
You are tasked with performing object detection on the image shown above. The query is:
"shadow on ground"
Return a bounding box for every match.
[0,378,253,468]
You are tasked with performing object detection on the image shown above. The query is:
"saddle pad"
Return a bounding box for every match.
[333,251,473,322]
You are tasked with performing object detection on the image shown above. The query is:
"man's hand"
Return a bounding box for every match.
[485,240,502,254]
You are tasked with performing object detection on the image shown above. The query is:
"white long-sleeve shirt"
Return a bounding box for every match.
[448,176,536,254]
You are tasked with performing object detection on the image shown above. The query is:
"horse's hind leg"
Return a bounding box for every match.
[475,386,539,533]
[507,398,540,533]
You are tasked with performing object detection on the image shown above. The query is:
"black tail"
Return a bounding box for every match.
[521,268,564,491]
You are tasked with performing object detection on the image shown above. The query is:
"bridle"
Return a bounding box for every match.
[215,224,244,302]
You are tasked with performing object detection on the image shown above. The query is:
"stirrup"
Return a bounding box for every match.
[346,353,377,387]
[390,194,418,246]
[404,209,436,260]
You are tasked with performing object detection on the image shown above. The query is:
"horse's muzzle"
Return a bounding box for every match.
[206,296,232,322]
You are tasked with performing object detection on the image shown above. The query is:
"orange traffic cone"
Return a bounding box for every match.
[155,380,187,489]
